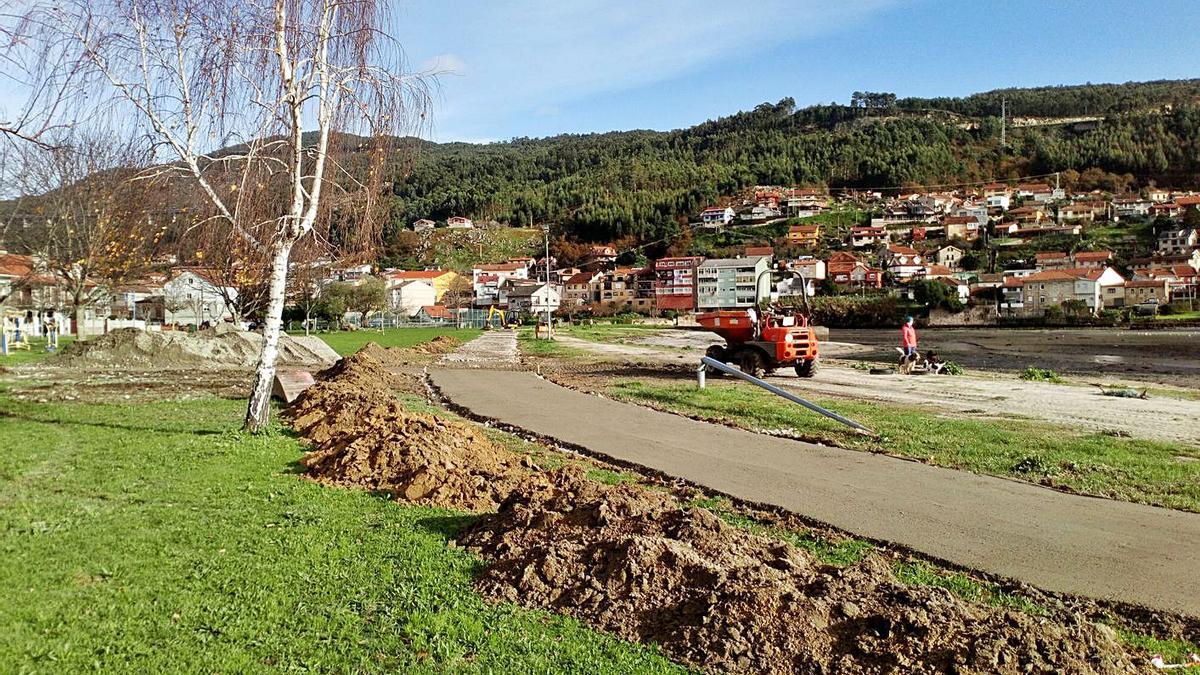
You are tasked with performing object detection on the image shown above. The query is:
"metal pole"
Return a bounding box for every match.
[543,224,552,339]
[700,356,875,436]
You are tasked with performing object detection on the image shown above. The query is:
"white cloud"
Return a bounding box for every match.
[419,53,467,77]
[403,0,899,140]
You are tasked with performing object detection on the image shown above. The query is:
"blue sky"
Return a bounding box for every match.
[394,0,1200,143]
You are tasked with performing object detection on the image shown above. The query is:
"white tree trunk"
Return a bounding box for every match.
[74,304,87,339]
[244,241,294,431]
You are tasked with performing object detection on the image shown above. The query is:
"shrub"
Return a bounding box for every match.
[1019,366,1062,383]
[942,360,965,375]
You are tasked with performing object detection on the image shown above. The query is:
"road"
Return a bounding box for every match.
[432,364,1200,617]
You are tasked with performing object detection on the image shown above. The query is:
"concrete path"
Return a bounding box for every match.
[431,367,1200,617]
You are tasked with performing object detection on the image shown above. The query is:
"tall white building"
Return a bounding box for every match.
[696,256,771,310]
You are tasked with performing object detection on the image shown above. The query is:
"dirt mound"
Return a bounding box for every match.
[60,328,336,369]
[407,334,463,355]
[288,344,539,511]
[460,473,1138,674]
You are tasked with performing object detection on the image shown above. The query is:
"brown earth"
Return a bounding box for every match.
[287,344,542,511]
[59,327,337,369]
[407,334,464,355]
[460,469,1139,675]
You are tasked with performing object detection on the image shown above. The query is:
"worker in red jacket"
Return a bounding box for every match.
[900,315,918,358]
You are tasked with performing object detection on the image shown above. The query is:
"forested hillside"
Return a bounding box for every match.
[392,79,1200,244]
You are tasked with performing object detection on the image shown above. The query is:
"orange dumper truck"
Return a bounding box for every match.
[696,309,820,378]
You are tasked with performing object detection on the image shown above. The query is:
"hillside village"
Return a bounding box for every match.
[4,180,1199,333]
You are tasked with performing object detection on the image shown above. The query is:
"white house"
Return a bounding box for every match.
[447,216,474,229]
[883,245,925,280]
[986,194,1011,210]
[777,257,824,298]
[505,282,562,317]
[936,245,964,269]
[1158,228,1198,256]
[850,226,889,248]
[740,205,781,223]
[790,257,826,291]
[389,279,436,317]
[412,218,436,232]
[162,269,236,326]
[1074,267,1126,311]
[700,206,735,227]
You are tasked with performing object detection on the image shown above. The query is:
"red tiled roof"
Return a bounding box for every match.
[1035,251,1068,260]
[1023,270,1078,282]
[887,245,919,256]
[387,269,451,280]
[421,305,452,319]
[1072,251,1112,262]
[565,272,597,286]
[1124,280,1168,289]
[744,246,774,257]
[0,252,34,278]
[943,216,978,225]
[476,262,526,272]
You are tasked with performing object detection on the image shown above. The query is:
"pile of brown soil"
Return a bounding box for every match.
[60,327,337,369]
[288,345,539,511]
[407,334,463,355]
[460,471,1138,674]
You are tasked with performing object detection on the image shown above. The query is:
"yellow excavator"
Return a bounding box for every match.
[484,306,520,330]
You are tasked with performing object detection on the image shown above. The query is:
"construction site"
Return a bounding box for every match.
[2,319,1197,673]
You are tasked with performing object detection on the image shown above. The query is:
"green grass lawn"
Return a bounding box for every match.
[517,329,590,358]
[0,336,74,366]
[1152,311,1200,322]
[301,327,481,356]
[609,380,1200,512]
[557,323,665,344]
[0,394,682,673]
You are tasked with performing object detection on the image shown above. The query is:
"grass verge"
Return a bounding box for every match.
[302,327,481,356]
[0,394,683,673]
[608,380,1200,512]
[517,329,589,358]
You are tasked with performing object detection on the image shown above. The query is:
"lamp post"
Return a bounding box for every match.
[542,223,553,339]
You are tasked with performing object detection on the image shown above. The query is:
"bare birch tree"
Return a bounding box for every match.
[11,0,430,430]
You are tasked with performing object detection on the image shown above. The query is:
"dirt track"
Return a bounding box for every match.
[574,332,1200,447]
[431,366,1200,618]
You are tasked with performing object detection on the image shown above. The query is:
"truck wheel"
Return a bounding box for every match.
[795,356,820,378]
[738,350,766,379]
[703,345,727,376]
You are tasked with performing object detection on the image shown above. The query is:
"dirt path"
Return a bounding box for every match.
[437,329,519,367]
[431,366,1200,618]
[830,327,1200,387]
[555,333,1200,447]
